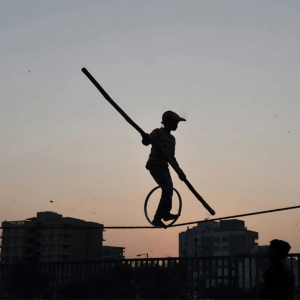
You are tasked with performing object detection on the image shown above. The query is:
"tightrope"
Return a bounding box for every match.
[1,205,300,229]
[102,204,300,229]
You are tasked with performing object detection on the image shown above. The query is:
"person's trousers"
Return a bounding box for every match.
[148,164,173,220]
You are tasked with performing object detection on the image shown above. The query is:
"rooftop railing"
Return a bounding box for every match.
[0,254,299,299]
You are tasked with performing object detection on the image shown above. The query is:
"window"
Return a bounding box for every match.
[52,245,58,251]
[8,247,14,253]
[42,246,50,252]
[52,235,58,241]
[16,237,22,243]
[222,246,228,251]
[194,238,198,243]
[16,247,21,253]
[17,229,23,233]
[45,226,51,233]
[215,238,220,243]
[43,235,50,241]
[195,231,198,235]
[42,256,50,262]
[205,238,210,242]
[214,247,220,251]
[222,237,228,242]
[105,250,110,256]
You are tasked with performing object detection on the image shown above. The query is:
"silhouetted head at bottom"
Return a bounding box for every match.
[266,239,291,263]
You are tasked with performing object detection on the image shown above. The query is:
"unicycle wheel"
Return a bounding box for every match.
[144,186,182,228]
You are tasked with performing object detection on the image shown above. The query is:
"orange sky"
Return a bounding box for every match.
[1,1,300,258]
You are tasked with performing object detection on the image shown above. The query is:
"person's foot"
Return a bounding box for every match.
[163,213,180,221]
[152,218,167,229]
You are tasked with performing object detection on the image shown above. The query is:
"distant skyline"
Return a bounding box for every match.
[1,0,300,258]
[2,207,299,259]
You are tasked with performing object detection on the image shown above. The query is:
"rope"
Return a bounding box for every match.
[1,205,300,230]
[104,204,300,229]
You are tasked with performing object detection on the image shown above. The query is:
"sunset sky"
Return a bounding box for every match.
[1,0,300,259]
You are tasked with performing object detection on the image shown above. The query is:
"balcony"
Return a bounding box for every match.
[60,237,72,245]
[60,228,72,234]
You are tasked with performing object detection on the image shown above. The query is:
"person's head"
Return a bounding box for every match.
[266,239,291,262]
[161,111,186,131]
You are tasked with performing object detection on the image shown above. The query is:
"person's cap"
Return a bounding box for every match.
[162,111,186,123]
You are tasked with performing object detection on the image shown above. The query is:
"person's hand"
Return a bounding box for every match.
[179,170,186,181]
[141,133,151,146]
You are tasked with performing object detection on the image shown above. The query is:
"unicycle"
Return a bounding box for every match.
[144,186,182,228]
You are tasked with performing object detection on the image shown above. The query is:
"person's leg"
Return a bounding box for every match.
[148,165,173,220]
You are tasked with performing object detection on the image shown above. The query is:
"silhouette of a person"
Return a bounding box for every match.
[142,111,186,228]
[261,239,295,299]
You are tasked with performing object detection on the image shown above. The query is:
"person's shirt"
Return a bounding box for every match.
[261,262,295,299]
[146,127,178,169]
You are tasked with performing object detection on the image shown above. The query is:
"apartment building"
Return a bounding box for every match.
[179,219,258,257]
[0,211,119,263]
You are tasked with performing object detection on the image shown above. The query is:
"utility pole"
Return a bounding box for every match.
[136,253,148,259]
